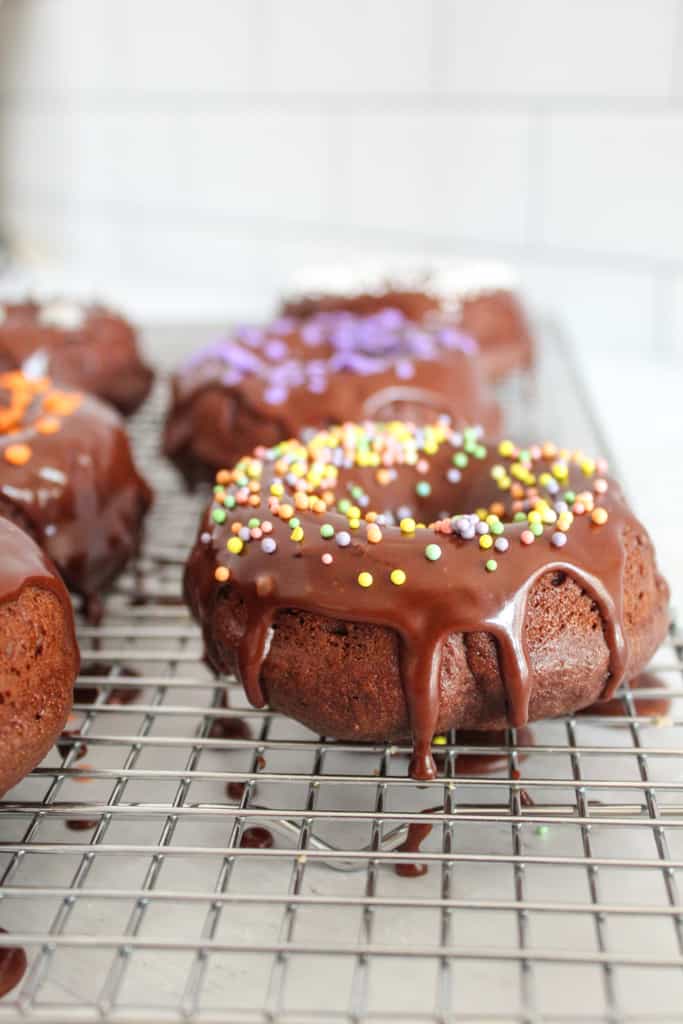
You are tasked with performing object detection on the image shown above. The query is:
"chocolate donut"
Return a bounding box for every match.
[0,371,152,618]
[185,422,669,780]
[163,310,501,487]
[281,262,534,381]
[0,516,79,796]
[0,299,154,415]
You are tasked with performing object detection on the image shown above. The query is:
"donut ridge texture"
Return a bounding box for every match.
[0,516,79,796]
[185,421,669,780]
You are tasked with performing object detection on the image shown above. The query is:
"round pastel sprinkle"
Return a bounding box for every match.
[479,534,493,550]
[227,537,244,554]
[454,452,468,468]
[494,537,509,552]
[248,517,260,528]
[390,568,407,586]
[485,559,498,572]
[336,530,351,547]
[520,530,535,546]
[289,516,300,528]
[261,537,277,554]
[367,523,382,544]
[212,507,227,524]
[290,526,304,542]
[357,571,373,588]
[424,543,442,562]
[321,552,333,565]
[529,522,543,537]
[416,481,431,498]
[214,566,230,582]
[591,507,608,525]
[551,531,567,548]
[320,523,334,539]
[400,517,416,535]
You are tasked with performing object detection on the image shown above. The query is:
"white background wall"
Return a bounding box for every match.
[1,0,683,360]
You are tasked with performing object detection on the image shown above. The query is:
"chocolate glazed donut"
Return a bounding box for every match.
[163,310,501,488]
[0,517,79,796]
[0,300,153,416]
[0,372,152,619]
[185,422,669,780]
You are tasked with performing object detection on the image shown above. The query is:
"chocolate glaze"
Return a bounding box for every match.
[0,372,152,605]
[580,671,671,719]
[0,930,27,998]
[395,820,433,877]
[164,311,500,485]
[281,281,534,382]
[66,818,98,831]
[226,781,247,800]
[185,423,669,781]
[240,826,274,849]
[0,300,153,415]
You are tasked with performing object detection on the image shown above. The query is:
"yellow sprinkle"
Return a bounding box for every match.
[227,537,244,555]
[499,440,515,457]
[290,526,304,542]
[433,734,447,746]
[270,482,284,497]
[357,571,374,588]
[390,568,406,586]
[400,517,416,534]
[527,510,542,524]
[479,535,493,550]
[348,517,361,529]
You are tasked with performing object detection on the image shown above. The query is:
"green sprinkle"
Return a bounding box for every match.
[416,481,432,498]
[490,521,505,535]
[320,523,335,539]
[424,543,442,562]
[535,825,549,837]
[225,495,236,509]
[485,559,498,572]
[248,517,260,529]
[213,484,225,495]
[530,522,543,537]
[564,490,576,503]
[454,452,468,469]
[519,449,530,463]
[338,498,351,514]
[288,517,300,529]
[212,507,227,524]
[463,427,478,442]
[473,444,487,459]
[513,511,526,522]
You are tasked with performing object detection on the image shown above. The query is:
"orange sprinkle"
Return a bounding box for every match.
[214,566,231,582]
[35,415,61,435]
[278,503,294,520]
[294,492,309,510]
[247,494,260,507]
[216,469,231,485]
[591,507,608,526]
[74,763,95,783]
[4,443,32,466]
[42,390,82,416]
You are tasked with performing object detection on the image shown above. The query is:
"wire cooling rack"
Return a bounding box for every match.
[0,326,681,1024]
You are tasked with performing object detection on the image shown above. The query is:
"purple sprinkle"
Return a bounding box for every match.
[239,527,251,541]
[450,432,463,447]
[551,531,567,548]
[336,531,351,547]
[546,478,560,495]
[475,521,489,535]
[265,339,287,361]
[376,307,405,329]
[446,468,461,484]
[554,500,568,514]
[301,322,324,346]
[308,376,327,394]
[395,359,415,380]
[264,386,288,405]
[494,537,509,553]
[261,538,277,554]
[460,525,476,540]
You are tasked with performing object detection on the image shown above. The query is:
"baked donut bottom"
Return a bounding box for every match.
[205,523,668,742]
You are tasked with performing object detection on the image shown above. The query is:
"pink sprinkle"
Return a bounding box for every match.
[520,530,534,545]
[321,553,333,565]
[597,458,608,474]
[261,520,273,533]
[594,479,608,494]
[236,487,249,504]
[440,519,453,534]
[416,459,429,474]
[573,501,586,515]
[250,527,263,540]
[529,444,541,460]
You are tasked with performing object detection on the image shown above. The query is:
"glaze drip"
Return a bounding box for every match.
[185,422,647,780]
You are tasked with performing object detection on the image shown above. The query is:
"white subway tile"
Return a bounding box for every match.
[518,262,658,355]
[541,113,683,261]
[0,0,252,94]
[442,0,677,98]
[185,111,332,222]
[348,112,530,243]
[259,0,433,94]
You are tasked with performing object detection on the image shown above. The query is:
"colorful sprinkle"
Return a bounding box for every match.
[336,531,351,547]
[357,571,373,588]
[4,443,31,465]
[485,559,498,572]
[227,537,244,555]
[591,507,608,525]
[424,543,442,562]
[320,523,335,539]
[214,566,230,582]
[321,552,333,565]
[390,568,407,586]
[261,537,277,554]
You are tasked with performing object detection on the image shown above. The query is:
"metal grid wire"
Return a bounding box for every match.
[0,328,682,1023]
